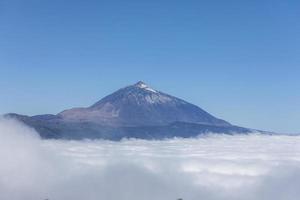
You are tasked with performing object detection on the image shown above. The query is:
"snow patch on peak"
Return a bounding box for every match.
[135,81,158,93]
[144,87,157,93]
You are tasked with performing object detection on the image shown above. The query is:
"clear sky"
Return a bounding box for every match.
[0,0,299,133]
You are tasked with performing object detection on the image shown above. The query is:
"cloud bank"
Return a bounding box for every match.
[0,117,300,200]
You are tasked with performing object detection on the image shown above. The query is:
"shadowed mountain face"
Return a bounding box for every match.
[5,81,253,140]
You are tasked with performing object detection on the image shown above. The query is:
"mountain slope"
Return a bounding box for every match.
[58,81,230,127]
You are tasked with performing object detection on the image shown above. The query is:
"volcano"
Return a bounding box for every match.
[6,81,253,140]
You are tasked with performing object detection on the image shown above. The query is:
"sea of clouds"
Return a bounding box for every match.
[0,117,300,200]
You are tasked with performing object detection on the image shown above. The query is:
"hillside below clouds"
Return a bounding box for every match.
[6,81,253,140]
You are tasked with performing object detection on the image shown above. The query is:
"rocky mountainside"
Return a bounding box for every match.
[5,81,253,140]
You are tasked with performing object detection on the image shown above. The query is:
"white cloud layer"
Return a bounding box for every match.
[0,117,300,200]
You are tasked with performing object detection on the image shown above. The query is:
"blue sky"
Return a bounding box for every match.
[0,0,299,133]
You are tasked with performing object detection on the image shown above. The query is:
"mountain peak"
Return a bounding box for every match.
[133,81,157,93]
[134,81,147,86]
[57,81,231,127]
